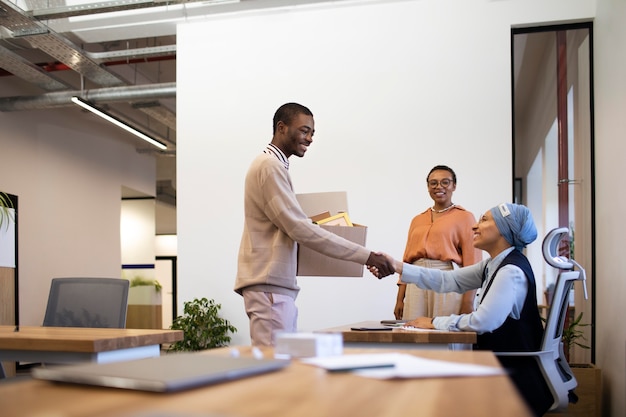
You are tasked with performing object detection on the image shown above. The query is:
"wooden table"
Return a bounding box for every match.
[0,346,532,417]
[0,326,183,377]
[316,321,477,350]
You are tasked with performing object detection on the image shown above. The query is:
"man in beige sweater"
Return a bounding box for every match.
[235,102,394,346]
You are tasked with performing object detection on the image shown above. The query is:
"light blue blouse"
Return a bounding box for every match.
[400,247,530,333]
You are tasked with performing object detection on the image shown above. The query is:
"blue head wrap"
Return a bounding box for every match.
[490,203,537,251]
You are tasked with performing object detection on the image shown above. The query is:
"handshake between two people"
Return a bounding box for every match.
[366,252,402,279]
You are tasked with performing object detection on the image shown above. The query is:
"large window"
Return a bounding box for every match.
[512,23,594,363]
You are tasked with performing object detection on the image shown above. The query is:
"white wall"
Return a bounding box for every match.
[178,1,626,414]
[155,234,177,257]
[0,0,622,414]
[121,198,157,306]
[593,0,626,415]
[0,107,156,325]
[121,199,156,265]
[177,0,593,341]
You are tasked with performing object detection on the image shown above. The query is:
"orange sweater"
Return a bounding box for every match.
[402,206,481,267]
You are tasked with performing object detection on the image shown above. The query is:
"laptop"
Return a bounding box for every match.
[32,352,290,392]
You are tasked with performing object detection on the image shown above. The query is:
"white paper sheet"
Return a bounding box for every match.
[301,353,504,379]
[397,326,439,332]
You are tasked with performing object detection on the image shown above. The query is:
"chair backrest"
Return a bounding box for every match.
[43,278,129,328]
[542,270,580,354]
[540,228,588,407]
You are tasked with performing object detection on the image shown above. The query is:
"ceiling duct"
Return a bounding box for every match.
[0,0,177,136]
[0,82,176,111]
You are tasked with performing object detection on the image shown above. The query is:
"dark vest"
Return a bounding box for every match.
[475,249,544,352]
[475,250,554,415]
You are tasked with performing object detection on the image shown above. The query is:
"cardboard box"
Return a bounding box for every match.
[296,192,367,277]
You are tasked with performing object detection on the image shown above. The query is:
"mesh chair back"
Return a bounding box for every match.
[543,272,577,351]
[540,227,588,408]
[43,278,129,328]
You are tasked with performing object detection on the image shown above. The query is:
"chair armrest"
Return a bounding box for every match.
[495,351,549,357]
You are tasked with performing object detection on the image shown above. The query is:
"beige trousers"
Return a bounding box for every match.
[402,258,462,319]
[243,290,297,347]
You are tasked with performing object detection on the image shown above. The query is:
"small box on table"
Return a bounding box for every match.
[274,332,343,359]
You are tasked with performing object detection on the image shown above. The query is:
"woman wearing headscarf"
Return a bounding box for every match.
[373,203,553,416]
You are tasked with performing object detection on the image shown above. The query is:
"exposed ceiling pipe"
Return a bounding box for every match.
[0,51,176,78]
[0,82,176,112]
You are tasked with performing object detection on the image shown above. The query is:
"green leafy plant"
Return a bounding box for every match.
[0,192,15,231]
[541,311,590,362]
[129,276,162,292]
[563,312,591,354]
[168,297,237,352]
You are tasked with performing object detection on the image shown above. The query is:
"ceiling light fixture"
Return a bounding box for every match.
[71,96,167,150]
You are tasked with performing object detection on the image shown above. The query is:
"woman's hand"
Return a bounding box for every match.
[393,300,404,320]
[404,317,435,329]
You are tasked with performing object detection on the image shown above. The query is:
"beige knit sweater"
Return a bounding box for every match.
[235,152,370,298]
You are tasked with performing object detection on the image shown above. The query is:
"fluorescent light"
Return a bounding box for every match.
[71,96,167,150]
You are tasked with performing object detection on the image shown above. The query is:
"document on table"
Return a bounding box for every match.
[398,326,442,331]
[300,353,504,379]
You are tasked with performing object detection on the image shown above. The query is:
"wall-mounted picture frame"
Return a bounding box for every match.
[316,212,353,227]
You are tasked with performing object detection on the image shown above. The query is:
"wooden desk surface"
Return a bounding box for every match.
[0,326,183,353]
[318,321,477,345]
[0,347,532,417]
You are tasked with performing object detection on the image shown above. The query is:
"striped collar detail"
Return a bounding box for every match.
[264,144,289,170]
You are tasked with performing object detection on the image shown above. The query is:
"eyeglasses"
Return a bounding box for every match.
[428,178,453,188]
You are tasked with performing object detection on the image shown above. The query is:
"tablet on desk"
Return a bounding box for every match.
[380,320,408,327]
[32,352,290,392]
[350,327,392,331]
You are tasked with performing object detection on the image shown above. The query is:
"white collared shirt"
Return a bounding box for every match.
[263,143,289,170]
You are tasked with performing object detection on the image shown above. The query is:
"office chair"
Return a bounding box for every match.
[496,227,588,411]
[43,278,129,328]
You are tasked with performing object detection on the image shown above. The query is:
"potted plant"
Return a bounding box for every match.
[562,312,590,362]
[126,276,163,328]
[0,191,16,268]
[128,276,162,305]
[168,297,237,352]
[0,192,14,230]
[130,276,162,291]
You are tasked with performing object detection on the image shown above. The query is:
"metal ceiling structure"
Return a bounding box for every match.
[0,0,362,232]
[0,0,179,149]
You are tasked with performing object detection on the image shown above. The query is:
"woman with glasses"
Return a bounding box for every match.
[394,165,481,320]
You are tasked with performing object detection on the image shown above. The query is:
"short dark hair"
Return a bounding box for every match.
[273,103,313,135]
[427,165,457,184]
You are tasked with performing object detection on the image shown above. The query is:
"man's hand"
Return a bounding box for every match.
[366,252,395,278]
